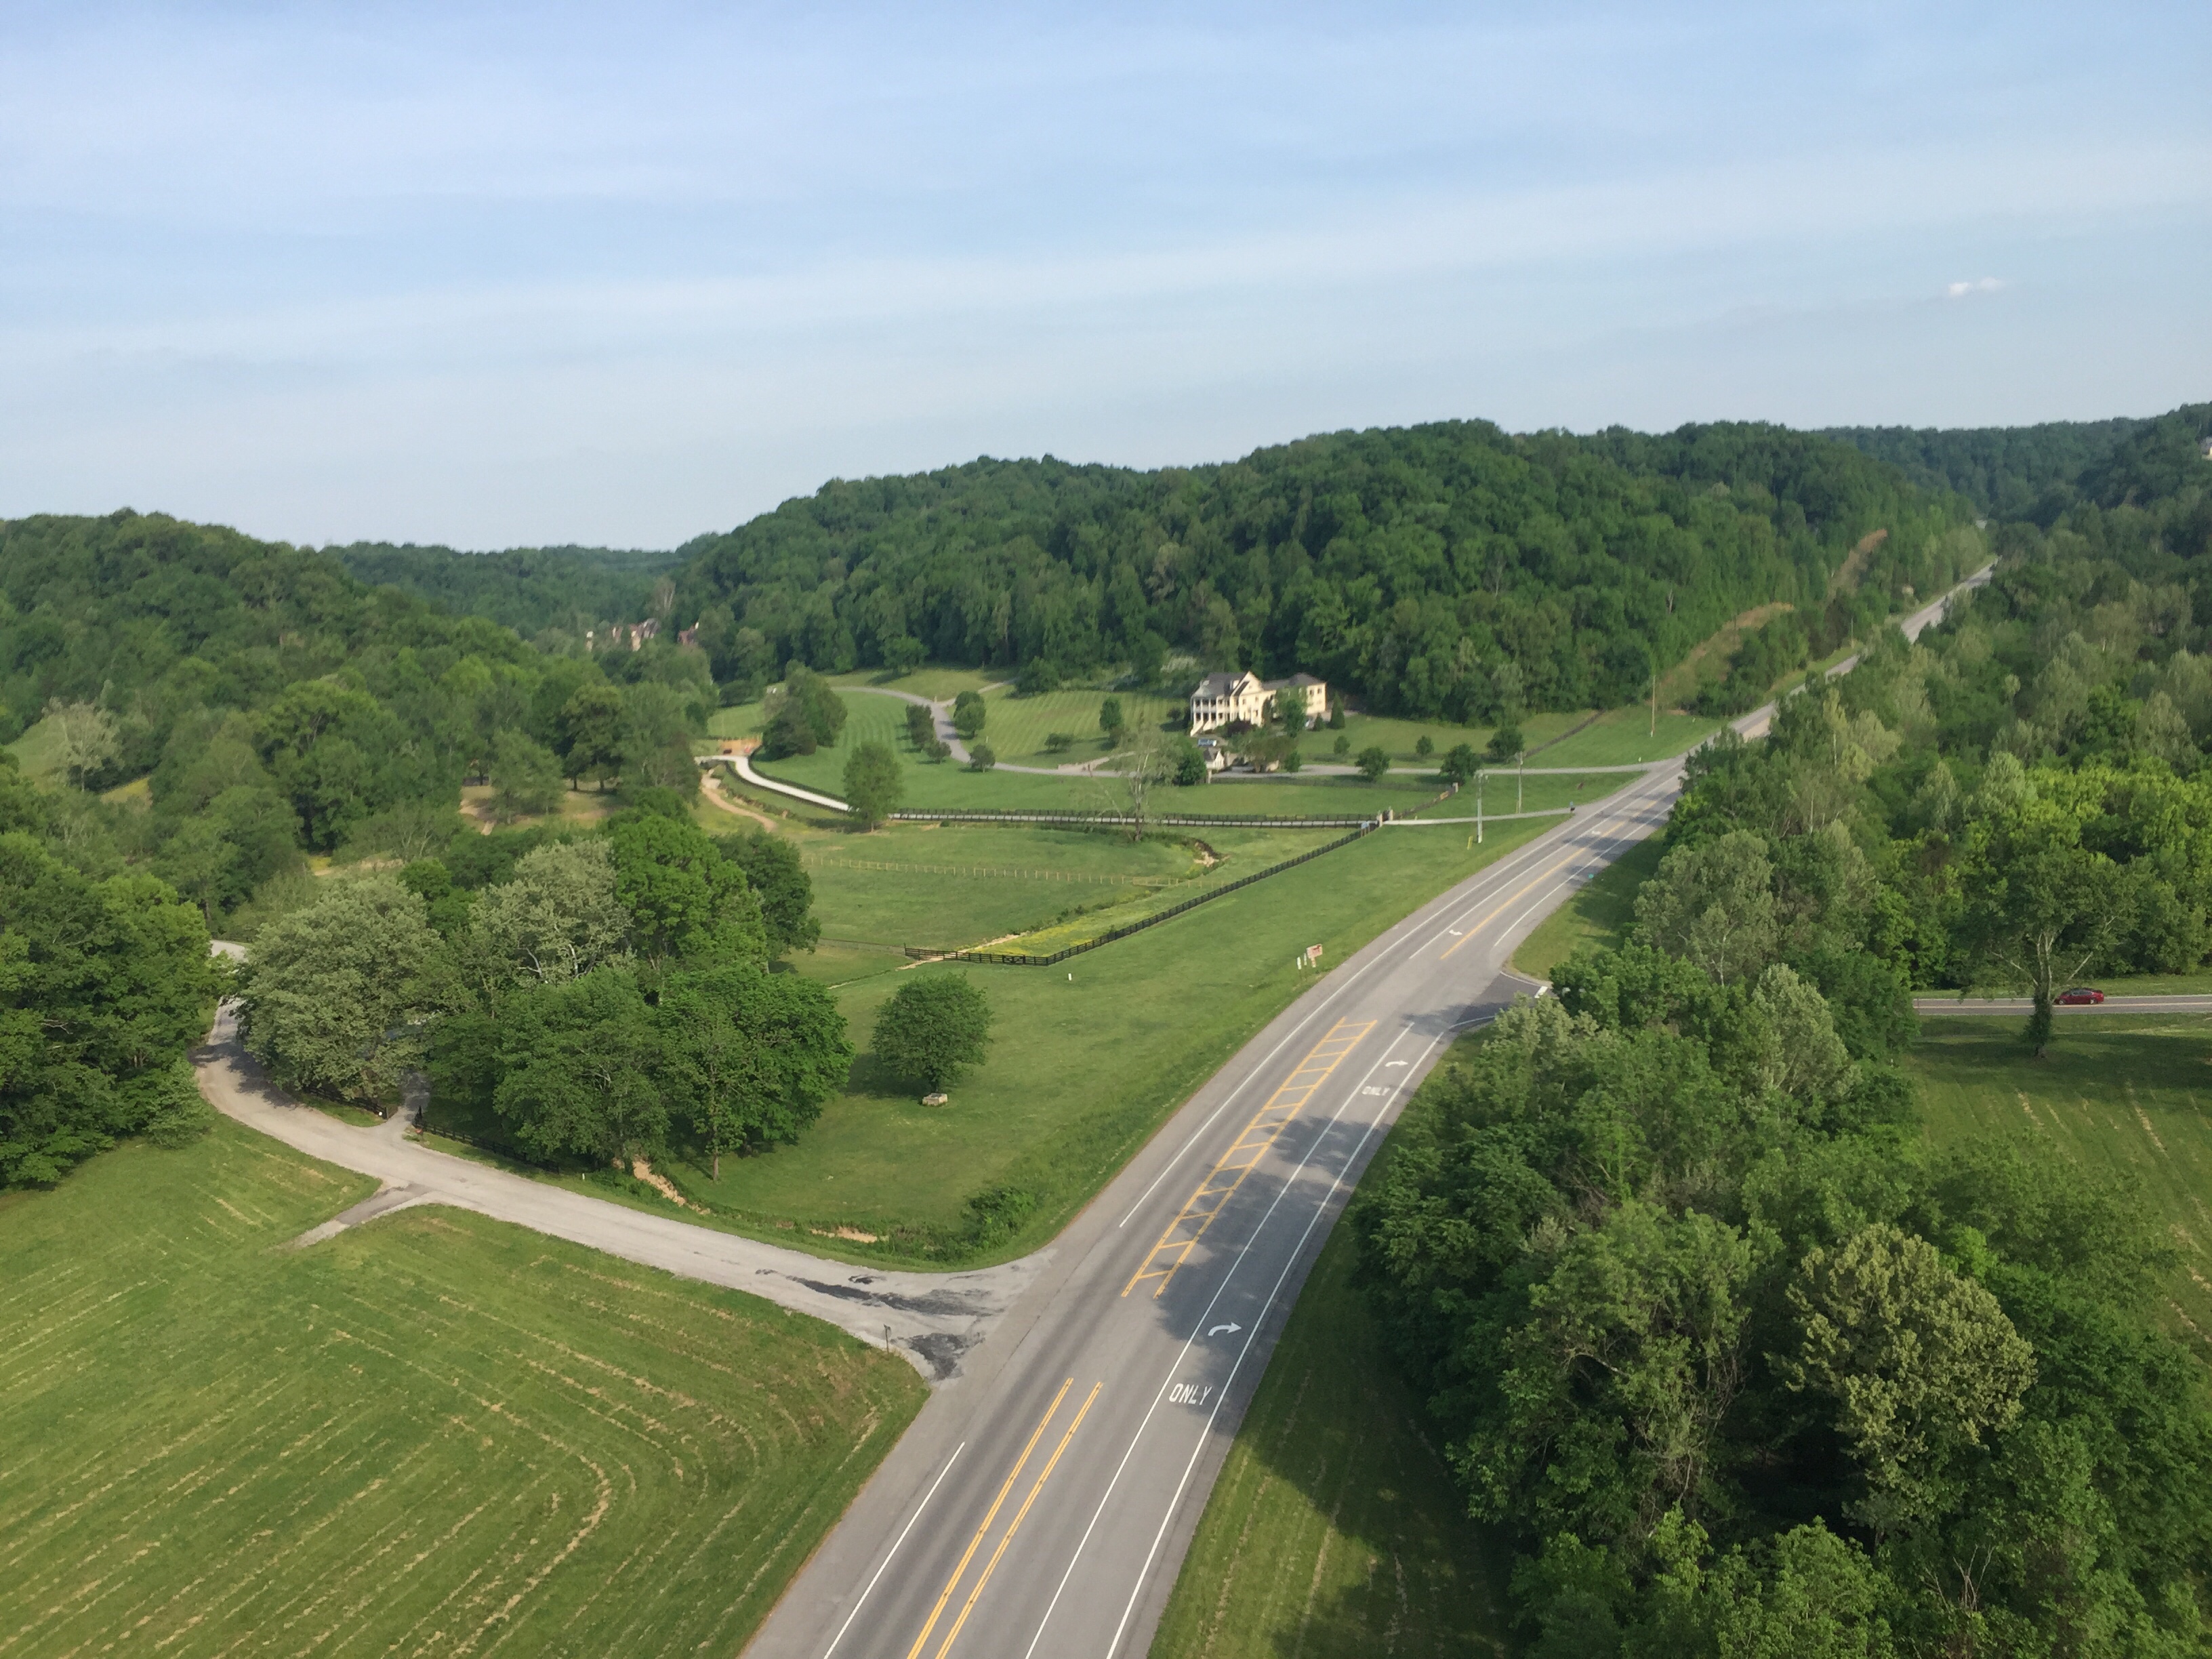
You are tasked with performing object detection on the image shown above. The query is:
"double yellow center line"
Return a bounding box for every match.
[905,1378,1102,1659]
[1122,1018,1376,1299]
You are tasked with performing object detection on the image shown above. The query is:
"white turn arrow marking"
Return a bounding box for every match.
[1208,1322,1241,1337]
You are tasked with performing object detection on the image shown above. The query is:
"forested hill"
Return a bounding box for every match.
[331,541,681,641]
[673,420,1982,720]
[0,508,710,857]
[1824,401,2212,523]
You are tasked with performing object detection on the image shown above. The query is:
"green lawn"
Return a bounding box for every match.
[5,712,67,785]
[800,823,1205,949]
[0,1122,925,1658]
[654,811,1558,1261]
[1510,834,1666,979]
[998,829,1346,955]
[1905,1015,2212,1353]
[972,684,1185,764]
[1530,707,1723,769]
[1152,1046,1508,1659]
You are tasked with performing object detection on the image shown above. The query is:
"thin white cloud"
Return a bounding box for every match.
[1946,277,2007,298]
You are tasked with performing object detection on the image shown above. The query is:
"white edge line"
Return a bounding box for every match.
[1024,1024,1430,1659]
[1100,1027,1450,1659]
[821,1441,966,1659]
[1109,821,1569,1229]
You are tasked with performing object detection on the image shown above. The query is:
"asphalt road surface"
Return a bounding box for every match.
[1914,994,2212,1015]
[741,566,1995,1659]
[743,762,1686,1659]
[198,570,1994,1659]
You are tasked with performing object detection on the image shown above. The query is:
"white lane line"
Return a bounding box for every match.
[1111,821,1568,1228]
[1410,785,1673,962]
[1099,1027,1452,1659]
[1116,767,1673,1230]
[1024,1025,1427,1659]
[820,1443,966,1659]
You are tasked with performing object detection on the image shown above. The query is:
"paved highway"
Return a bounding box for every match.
[743,764,1685,1659]
[742,567,1995,1659]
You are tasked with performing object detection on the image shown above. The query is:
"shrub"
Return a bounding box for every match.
[1355,745,1391,781]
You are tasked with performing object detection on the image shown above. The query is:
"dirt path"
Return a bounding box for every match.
[698,770,781,829]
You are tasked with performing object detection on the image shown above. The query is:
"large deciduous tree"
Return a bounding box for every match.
[843,740,902,828]
[716,830,821,956]
[491,968,666,1167]
[0,836,224,1184]
[872,974,992,1093]
[1635,830,1780,985]
[606,804,765,966]
[556,682,627,790]
[1786,1223,2036,1534]
[657,962,852,1176]
[487,728,562,821]
[462,838,631,990]
[1954,756,2129,1056]
[237,876,447,1107]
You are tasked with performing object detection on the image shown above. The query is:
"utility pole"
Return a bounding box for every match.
[1651,659,1658,737]
[1517,752,1525,813]
[1475,771,1483,844]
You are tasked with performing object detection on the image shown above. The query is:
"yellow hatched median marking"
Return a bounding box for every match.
[905,1378,1071,1659]
[1122,1019,1376,1300]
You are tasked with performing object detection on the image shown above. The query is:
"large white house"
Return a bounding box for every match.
[1189,670,1328,733]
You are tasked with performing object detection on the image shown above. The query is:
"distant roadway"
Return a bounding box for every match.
[194,570,1993,1659]
[741,569,1992,1659]
[1914,994,2212,1015]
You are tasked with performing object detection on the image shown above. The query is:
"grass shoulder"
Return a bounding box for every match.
[1153,1033,1509,1659]
[1509,834,1665,980]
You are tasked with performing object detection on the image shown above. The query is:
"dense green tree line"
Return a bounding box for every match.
[1359,964,2211,1655]
[331,541,680,643]
[675,422,1981,718]
[0,750,224,1185]
[236,793,846,1175]
[1357,417,2212,1652]
[1826,401,2212,523]
[0,513,712,931]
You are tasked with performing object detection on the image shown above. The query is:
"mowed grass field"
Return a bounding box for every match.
[659,811,1559,1259]
[800,823,1205,950]
[0,1122,925,1659]
[1152,1042,1507,1659]
[1905,1014,2212,1353]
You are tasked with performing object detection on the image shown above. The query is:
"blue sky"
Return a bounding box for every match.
[3,1,2207,548]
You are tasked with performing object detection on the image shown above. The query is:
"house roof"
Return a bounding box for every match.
[1195,671,1264,697]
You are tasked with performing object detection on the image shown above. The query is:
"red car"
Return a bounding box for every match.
[2056,987,2106,1006]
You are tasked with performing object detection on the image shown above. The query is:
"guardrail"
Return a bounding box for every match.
[905,823,1376,966]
